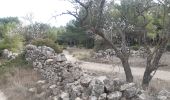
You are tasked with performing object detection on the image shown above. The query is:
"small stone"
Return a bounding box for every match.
[98,93,107,100]
[60,92,69,100]
[75,97,82,100]
[37,80,46,84]
[45,59,54,64]
[89,78,105,97]
[107,91,122,100]
[80,76,93,87]
[49,84,57,89]
[28,87,37,93]
[89,96,97,100]
[53,96,59,100]
[124,87,137,98]
[96,76,108,83]
[103,79,114,92]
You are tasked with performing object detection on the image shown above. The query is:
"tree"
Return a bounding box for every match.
[62,0,170,88]
[21,22,51,43]
[0,17,20,38]
[0,17,24,52]
[140,0,170,89]
[57,20,94,48]
[63,0,134,82]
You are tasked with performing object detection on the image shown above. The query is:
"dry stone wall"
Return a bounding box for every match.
[25,45,167,100]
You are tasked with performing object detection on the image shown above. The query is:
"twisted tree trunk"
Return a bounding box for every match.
[142,39,168,89]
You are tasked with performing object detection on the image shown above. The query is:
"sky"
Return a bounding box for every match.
[0,0,75,27]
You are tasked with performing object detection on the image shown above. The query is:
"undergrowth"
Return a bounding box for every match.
[0,53,32,76]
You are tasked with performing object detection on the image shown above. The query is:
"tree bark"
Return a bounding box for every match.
[142,66,152,90]
[142,39,168,90]
[121,58,133,82]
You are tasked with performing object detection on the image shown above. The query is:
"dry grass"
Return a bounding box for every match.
[0,67,42,100]
[67,47,93,60]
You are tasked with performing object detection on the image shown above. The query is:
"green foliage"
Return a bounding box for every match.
[0,17,20,38]
[45,26,65,42]
[0,34,24,53]
[32,38,62,53]
[56,20,94,48]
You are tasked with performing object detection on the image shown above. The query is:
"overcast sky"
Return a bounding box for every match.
[0,0,75,27]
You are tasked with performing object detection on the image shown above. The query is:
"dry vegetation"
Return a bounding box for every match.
[0,57,42,100]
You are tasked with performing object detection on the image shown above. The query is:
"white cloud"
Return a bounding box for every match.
[0,0,75,27]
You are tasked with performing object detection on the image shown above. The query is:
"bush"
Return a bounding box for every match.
[0,34,24,55]
[32,38,62,53]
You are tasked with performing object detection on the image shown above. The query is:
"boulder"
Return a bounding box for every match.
[80,76,93,87]
[124,87,137,98]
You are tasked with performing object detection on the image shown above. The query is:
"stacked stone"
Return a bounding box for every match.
[62,75,149,100]
[25,45,83,86]
[130,47,147,58]
[94,47,147,60]
[25,45,169,100]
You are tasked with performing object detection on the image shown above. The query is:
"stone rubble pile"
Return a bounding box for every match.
[25,45,83,85]
[25,45,169,100]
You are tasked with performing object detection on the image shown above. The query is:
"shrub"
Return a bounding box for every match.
[32,38,62,53]
[0,34,24,55]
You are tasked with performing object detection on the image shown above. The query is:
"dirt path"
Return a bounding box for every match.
[63,50,170,81]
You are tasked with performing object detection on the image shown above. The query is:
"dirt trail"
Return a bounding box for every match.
[63,50,170,81]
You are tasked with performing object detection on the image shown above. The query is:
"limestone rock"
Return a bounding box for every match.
[107,91,122,100]
[120,83,136,91]
[124,87,137,98]
[60,92,69,100]
[98,93,107,100]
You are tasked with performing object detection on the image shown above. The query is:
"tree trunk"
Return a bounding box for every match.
[142,39,167,90]
[121,58,133,82]
[142,66,152,90]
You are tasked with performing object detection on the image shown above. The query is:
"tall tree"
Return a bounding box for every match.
[140,0,170,89]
